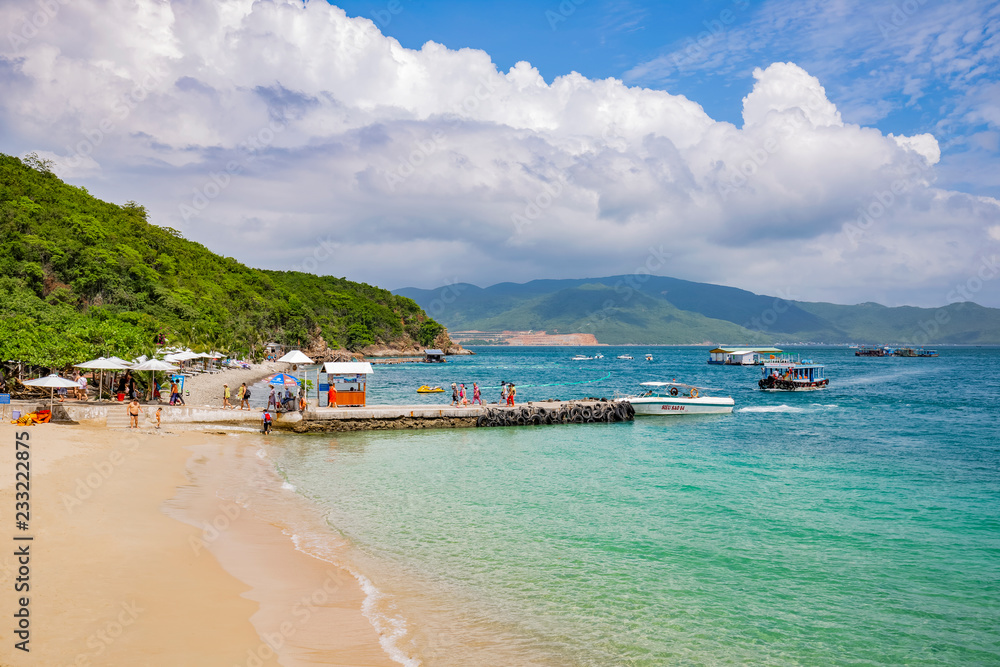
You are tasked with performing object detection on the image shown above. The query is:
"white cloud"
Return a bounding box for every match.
[0,0,997,307]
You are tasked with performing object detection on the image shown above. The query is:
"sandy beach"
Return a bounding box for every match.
[0,422,396,666]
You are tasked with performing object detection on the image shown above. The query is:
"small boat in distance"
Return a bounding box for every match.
[645,354,653,361]
[758,359,829,391]
[594,353,604,359]
[617,355,633,360]
[416,385,445,393]
[623,382,734,415]
[571,355,592,361]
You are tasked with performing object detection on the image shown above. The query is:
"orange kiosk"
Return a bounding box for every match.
[321,362,374,407]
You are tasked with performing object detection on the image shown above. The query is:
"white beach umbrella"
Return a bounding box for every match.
[23,374,81,412]
[75,357,131,401]
[131,359,179,401]
[277,350,315,405]
[277,350,314,364]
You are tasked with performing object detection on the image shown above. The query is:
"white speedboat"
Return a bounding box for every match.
[617,355,633,360]
[571,354,592,361]
[624,382,734,415]
[645,354,653,361]
[594,353,604,359]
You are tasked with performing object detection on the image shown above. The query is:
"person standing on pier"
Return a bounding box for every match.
[473,383,482,405]
[507,383,516,406]
[500,382,508,405]
[451,383,459,406]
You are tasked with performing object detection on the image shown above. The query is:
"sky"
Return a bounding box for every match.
[1,0,999,308]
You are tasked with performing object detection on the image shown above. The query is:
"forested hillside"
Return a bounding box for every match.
[0,153,441,366]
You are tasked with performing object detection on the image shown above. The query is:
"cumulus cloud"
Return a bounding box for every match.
[0,0,998,307]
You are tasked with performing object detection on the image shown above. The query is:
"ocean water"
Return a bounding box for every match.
[265,347,1000,665]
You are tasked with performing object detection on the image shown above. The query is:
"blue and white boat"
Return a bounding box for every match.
[758,359,829,391]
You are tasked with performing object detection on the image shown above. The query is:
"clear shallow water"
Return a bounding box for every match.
[270,347,1000,665]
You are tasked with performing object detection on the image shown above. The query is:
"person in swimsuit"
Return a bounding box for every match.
[128,399,141,428]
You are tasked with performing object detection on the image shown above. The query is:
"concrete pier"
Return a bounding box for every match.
[5,398,633,431]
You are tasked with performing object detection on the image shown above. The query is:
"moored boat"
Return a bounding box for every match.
[617,355,633,360]
[624,382,734,415]
[758,360,829,391]
[416,385,445,393]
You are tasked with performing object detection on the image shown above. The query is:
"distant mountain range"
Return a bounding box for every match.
[395,276,1000,345]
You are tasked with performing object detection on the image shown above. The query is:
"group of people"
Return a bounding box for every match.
[57,373,90,402]
[222,382,252,410]
[448,382,518,406]
[126,399,162,429]
[451,382,483,406]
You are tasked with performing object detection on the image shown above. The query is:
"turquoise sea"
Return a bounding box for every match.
[265,346,1000,665]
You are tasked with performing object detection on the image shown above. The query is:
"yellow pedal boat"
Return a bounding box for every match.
[417,385,445,393]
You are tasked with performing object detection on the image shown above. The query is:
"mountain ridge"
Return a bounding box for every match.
[395,276,1000,345]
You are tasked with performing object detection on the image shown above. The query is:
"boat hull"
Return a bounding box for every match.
[629,396,735,415]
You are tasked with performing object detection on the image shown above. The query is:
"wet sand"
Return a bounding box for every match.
[0,423,395,666]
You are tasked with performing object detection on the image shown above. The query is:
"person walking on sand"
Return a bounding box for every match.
[169,380,179,406]
[240,383,251,410]
[223,383,231,408]
[451,383,459,406]
[473,382,482,405]
[127,399,141,429]
[237,382,246,409]
[507,383,516,407]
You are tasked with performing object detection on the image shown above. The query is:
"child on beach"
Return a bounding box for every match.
[155,407,162,429]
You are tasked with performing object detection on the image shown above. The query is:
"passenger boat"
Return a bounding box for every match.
[416,385,445,393]
[758,360,829,391]
[623,382,734,415]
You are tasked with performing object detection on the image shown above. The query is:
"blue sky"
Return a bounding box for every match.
[333,0,1000,197]
[2,0,998,307]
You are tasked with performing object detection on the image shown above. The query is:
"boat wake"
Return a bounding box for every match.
[739,405,804,413]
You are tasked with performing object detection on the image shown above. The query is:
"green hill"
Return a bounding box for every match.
[396,276,1000,345]
[461,284,774,344]
[0,153,443,367]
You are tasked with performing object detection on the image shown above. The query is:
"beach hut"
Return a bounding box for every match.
[321,362,374,407]
[424,349,446,363]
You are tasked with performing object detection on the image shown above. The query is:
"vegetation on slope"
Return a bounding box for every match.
[397,276,1000,345]
[0,153,442,366]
